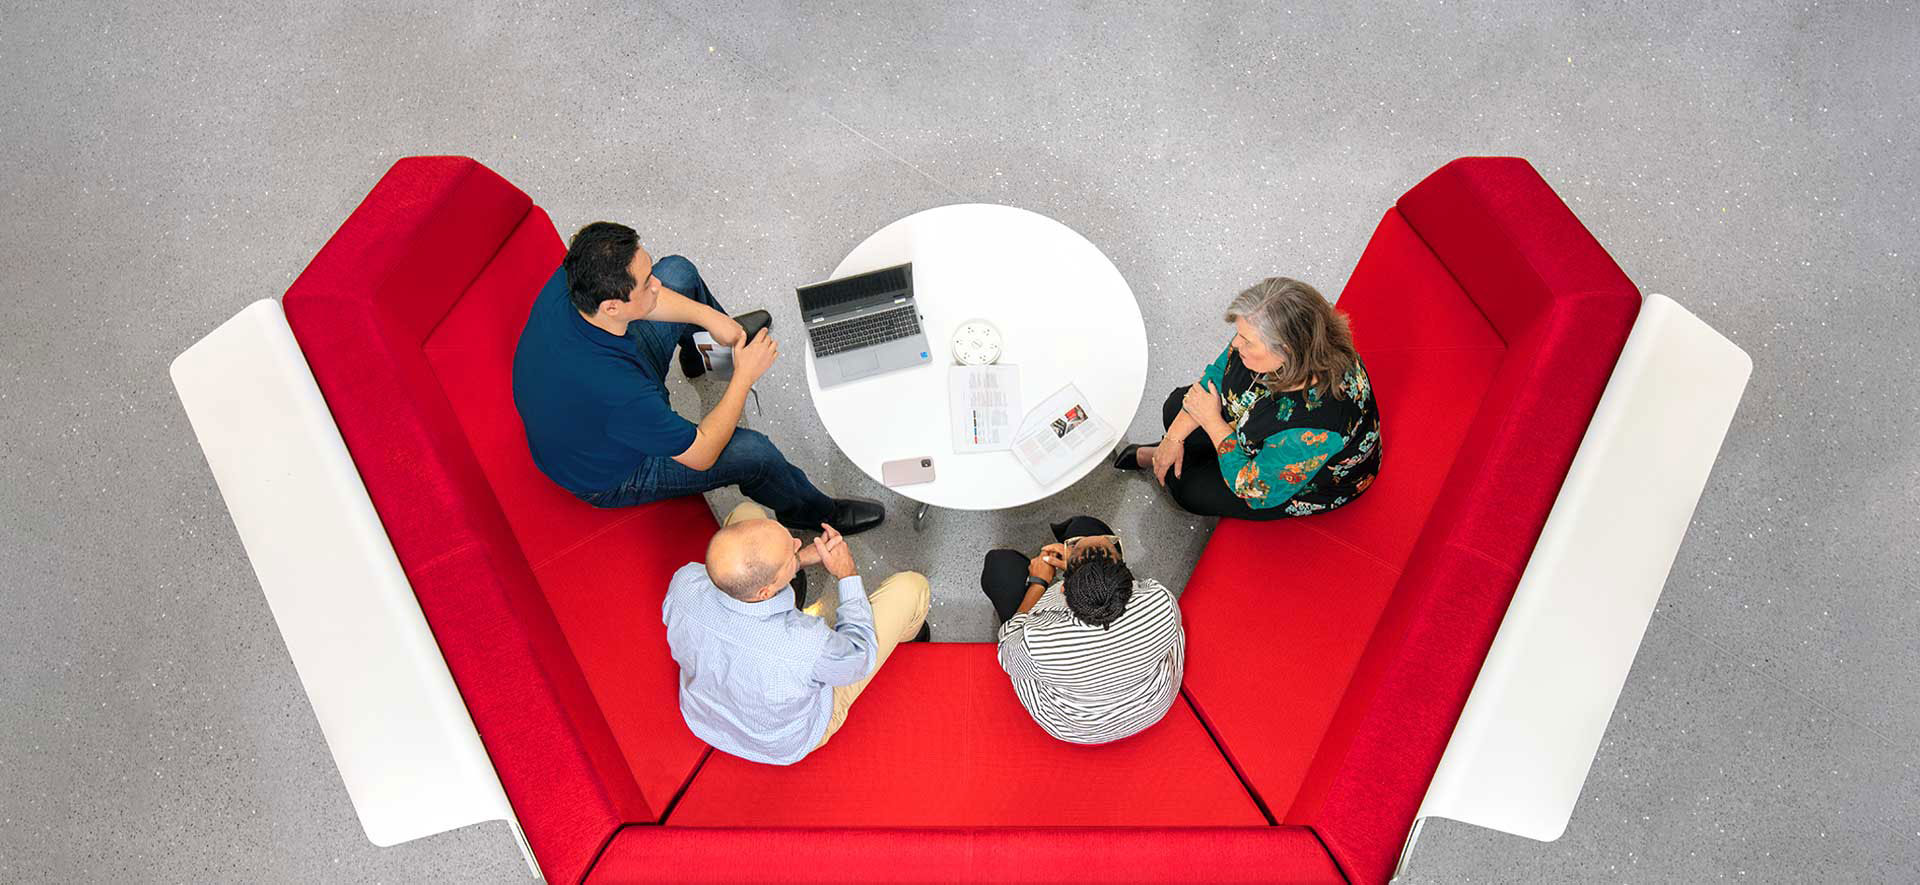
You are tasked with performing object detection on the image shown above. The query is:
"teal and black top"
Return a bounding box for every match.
[1199,343,1382,516]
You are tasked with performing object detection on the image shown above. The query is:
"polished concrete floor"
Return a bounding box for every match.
[3,2,1917,882]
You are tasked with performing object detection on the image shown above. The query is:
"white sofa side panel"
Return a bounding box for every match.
[170,300,535,874]
[1416,293,1753,842]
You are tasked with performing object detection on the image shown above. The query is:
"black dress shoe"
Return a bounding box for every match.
[911,622,931,643]
[677,336,707,379]
[789,568,810,610]
[779,497,886,537]
[1112,442,1146,471]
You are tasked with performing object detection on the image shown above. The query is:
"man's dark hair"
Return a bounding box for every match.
[564,222,641,314]
[1061,546,1134,629]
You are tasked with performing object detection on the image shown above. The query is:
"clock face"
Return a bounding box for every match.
[951,319,1003,365]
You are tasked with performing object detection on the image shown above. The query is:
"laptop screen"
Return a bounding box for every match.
[797,262,913,320]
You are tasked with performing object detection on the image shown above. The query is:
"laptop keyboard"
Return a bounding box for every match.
[810,305,923,356]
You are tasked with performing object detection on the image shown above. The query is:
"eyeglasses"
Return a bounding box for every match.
[1063,534,1123,559]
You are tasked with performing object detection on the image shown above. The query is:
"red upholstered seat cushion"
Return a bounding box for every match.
[1180,520,1401,817]
[1180,208,1504,818]
[668,643,1266,827]
[527,497,715,805]
[1314,209,1505,568]
[421,208,715,810]
[588,827,1345,884]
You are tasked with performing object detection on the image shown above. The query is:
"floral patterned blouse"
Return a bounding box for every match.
[1200,342,1382,515]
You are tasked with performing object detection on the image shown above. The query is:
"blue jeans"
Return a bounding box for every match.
[578,256,837,525]
[624,254,720,379]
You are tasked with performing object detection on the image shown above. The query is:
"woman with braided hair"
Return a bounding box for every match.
[980,517,1185,744]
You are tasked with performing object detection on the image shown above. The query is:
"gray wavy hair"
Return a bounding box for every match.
[1224,277,1361,398]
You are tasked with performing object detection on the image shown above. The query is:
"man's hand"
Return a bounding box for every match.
[732,328,778,386]
[1151,438,1185,486]
[812,525,857,580]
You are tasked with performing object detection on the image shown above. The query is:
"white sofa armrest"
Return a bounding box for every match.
[1405,293,1752,863]
[171,300,537,877]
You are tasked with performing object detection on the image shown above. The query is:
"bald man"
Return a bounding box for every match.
[662,502,930,765]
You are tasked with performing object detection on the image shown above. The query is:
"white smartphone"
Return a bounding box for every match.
[881,456,936,487]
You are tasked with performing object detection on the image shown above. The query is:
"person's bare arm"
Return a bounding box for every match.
[670,330,776,471]
[1150,380,1212,485]
[672,382,752,471]
[1015,545,1066,615]
[798,523,843,568]
[1164,404,1202,444]
[646,288,746,346]
[1150,407,1203,485]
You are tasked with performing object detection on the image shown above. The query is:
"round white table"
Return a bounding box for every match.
[803,204,1149,521]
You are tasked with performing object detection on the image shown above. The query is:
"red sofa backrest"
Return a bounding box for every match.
[281,158,652,885]
[1284,158,1642,882]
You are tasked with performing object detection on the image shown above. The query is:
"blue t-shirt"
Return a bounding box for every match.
[511,268,698,494]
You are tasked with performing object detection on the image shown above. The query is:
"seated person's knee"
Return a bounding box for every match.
[1164,471,1206,512]
[897,570,932,608]
[710,428,781,478]
[727,428,779,459]
[1161,387,1185,428]
[984,549,1028,568]
[886,567,928,586]
[651,254,700,292]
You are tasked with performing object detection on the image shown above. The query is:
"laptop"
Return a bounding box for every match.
[798,262,932,388]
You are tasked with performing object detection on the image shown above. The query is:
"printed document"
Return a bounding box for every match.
[949,365,1021,452]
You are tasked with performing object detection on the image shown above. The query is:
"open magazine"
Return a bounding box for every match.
[1011,384,1114,485]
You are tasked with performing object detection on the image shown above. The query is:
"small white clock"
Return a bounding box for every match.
[950,318,1004,365]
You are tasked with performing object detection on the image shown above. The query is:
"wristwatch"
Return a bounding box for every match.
[1025,576,1051,589]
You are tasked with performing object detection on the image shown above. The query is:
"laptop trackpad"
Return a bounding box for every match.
[841,351,882,376]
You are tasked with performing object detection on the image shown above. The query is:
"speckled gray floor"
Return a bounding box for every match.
[3,2,1916,883]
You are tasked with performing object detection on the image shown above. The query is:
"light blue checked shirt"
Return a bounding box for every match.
[662,562,878,765]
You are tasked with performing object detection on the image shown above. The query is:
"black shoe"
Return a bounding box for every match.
[678,337,707,380]
[780,497,885,537]
[911,623,931,642]
[790,567,810,610]
[1112,442,1146,471]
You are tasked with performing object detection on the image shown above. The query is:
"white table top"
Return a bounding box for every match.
[803,204,1148,511]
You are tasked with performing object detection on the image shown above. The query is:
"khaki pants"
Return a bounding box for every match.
[721,502,930,749]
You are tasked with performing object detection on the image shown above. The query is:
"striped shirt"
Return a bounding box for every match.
[995,578,1185,744]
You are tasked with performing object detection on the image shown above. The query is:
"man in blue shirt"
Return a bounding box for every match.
[663,502,931,764]
[513,222,883,535]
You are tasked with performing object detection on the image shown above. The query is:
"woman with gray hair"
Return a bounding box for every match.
[1113,278,1381,519]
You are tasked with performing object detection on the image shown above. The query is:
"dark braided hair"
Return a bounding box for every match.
[1061,546,1134,629]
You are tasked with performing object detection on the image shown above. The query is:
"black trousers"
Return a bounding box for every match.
[980,516,1114,624]
[1155,387,1293,521]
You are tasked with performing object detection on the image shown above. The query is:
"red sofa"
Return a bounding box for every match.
[278,155,1638,883]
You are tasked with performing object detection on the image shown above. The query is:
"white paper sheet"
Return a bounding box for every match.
[949,365,1021,452]
[1011,383,1114,485]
